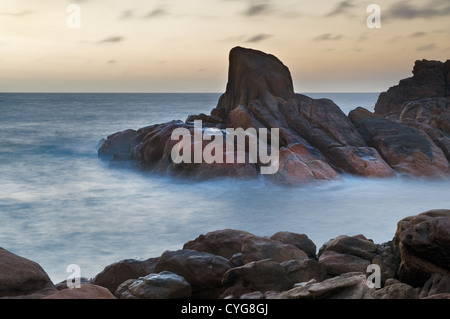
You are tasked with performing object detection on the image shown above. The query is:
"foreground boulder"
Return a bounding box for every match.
[0,248,57,299]
[393,209,450,287]
[42,284,116,299]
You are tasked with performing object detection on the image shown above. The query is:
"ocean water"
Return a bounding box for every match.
[1,92,449,284]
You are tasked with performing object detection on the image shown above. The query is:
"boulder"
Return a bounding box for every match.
[281,259,327,284]
[241,236,309,264]
[114,271,192,299]
[318,234,379,261]
[155,249,233,298]
[276,272,374,299]
[393,209,450,287]
[318,251,370,277]
[0,248,57,299]
[42,284,116,299]
[418,274,450,298]
[183,229,254,259]
[270,232,317,259]
[371,241,400,286]
[221,259,293,298]
[354,117,449,177]
[372,283,419,299]
[92,257,158,294]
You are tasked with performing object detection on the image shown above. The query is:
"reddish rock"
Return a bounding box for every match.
[42,284,116,299]
[354,117,449,177]
[92,257,158,294]
[0,248,57,299]
[418,274,450,298]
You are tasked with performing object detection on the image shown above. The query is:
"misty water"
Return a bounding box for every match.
[1,93,449,284]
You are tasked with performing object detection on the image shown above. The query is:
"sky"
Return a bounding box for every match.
[0,0,449,93]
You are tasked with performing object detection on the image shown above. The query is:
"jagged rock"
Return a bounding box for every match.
[92,257,159,294]
[114,271,192,299]
[374,59,450,117]
[371,241,400,286]
[393,209,450,287]
[0,248,57,299]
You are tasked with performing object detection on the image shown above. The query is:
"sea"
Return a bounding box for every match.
[1,92,449,284]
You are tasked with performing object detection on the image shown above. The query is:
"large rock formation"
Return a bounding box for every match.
[100,46,425,185]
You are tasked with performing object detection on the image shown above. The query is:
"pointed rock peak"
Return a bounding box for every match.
[218,47,295,115]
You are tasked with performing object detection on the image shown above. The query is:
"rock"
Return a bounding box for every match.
[0,248,57,299]
[281,259,327,284]
[98,129,138,160]
[240,291,264,299]
[270,232,317,259]
[348,107,380,123]
[183,229,254,259]
[318,251,370,277]
[374,59,450,117]
[318,234,379,261]
[371,241,400,286]
[92,257,158,294]
[421,293,450,299]
[372,283,419,299]
[42,284,116,299]
[55,277,92,291]
[276,272,373,299]
[241,235,309,264]
[394,210,450,287]
[418,274,450,298]
[114,271,192,299]
[221,259,292,298]
[354,117,449,177]
[155,249,233,298]
[384,278,402,286]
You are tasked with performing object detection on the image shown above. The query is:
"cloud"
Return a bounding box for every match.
[0,10,34,17]
[247,34,273,43]
[417,43,436,51]
[107,60,116,64]
[244,4,270,16]
[120,10,134,20]
[313,33,343,41]
[388,0,450,20]
[143,8,168,19]
[325,0,355,17]
[98,36,124,44]
[409,31,427,38]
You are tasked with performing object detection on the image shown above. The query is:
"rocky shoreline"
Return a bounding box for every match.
[1,209,449,299]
